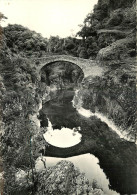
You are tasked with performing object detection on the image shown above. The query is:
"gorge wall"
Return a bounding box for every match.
[74,0,136,141]
[0,0,136,194]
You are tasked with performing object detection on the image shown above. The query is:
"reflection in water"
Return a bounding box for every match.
[43,118,82,148]
[39,90,137,194]
[73,90,135,143]
[76,107,133,141]
[35,154,119,195]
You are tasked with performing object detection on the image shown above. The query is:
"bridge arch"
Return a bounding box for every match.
[32,55,104,78]
[40,60,84,86]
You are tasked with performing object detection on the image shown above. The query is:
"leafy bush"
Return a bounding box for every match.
[4,24,48,57]
[79,49,88,59]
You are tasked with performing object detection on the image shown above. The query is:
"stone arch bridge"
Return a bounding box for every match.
[32,55,104,78]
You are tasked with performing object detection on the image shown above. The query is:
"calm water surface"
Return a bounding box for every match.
[39,90,137,194]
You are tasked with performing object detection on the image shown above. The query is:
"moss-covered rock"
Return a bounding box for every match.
[97,36,135,61]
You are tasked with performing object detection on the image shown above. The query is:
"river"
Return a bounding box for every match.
[39,89,137,194]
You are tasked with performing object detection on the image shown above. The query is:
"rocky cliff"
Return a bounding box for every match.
[74,0,136,140]
[0,0,136,193]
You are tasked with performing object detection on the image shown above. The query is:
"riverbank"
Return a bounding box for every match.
[39,89,137,194]
[0,0,136,193]
[72,90,135,143]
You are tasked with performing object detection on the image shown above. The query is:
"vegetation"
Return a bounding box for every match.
[0,49,48,194]
[3,25,84,58]
[3,24,48,58]
[74,0,136,138]
[76,0,135,58]
[0,0,136,193]
[77,64,136,137]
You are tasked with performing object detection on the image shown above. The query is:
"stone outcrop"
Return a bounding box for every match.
[97,35,135,62]
[73,0,136,141]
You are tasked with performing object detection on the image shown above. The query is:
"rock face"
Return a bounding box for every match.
[97,35,135,62]
[0,0,136,194]
[73,74,136,141]
[73,0,136,140]
[36,160,104,195]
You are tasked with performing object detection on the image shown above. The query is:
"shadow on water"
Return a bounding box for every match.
[39,90,137,194]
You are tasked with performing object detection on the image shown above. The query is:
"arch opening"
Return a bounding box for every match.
[40,61,84,90]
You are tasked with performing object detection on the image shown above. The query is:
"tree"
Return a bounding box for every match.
[0,12,7,47]
[79,48,88,59]
[0,12,7,23]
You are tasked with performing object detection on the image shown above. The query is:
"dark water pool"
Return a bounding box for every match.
[39,90,137,194]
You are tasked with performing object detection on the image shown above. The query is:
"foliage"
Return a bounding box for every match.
[79,48,88,59]
[0,53,47,194]
[76,0,135,58]
[80,63,136,137]
[97,36,136,61]
[0,0,136,193]
[3,25,84,58]
[4,24,48,57]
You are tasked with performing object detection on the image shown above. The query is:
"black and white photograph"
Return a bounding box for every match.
[0,0,136,194]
